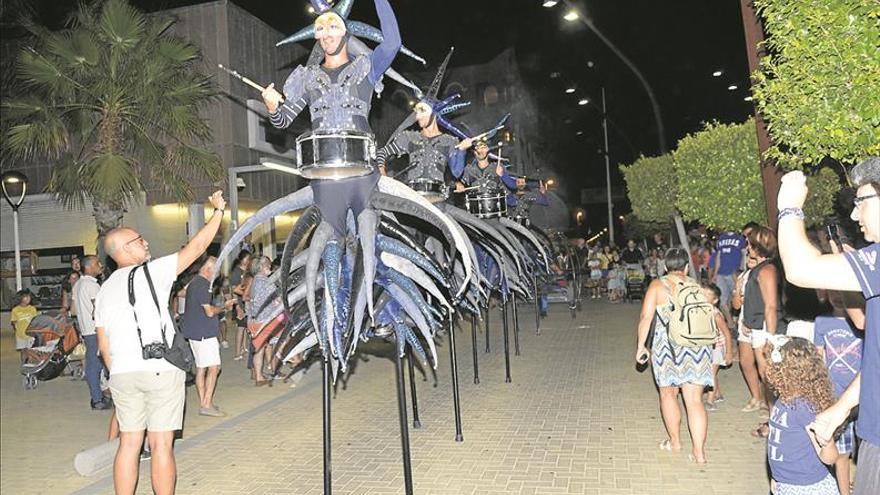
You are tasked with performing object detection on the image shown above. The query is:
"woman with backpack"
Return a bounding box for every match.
[635,248,717,464]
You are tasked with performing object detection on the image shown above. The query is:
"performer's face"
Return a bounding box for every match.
[415,103,434,129]
[315,13,346,54]
[475,142,489,160]
[516,177,526,190]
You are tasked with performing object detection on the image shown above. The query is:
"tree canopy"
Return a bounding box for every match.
[752,0,880,167]
[2,0,222,237]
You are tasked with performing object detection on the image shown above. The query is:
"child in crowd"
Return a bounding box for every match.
[764,336,839,495]
[813,291,863,495]
[606,263,622,302]
[588,253,602,299]
[11,289,38,363]
[701,283,734,411]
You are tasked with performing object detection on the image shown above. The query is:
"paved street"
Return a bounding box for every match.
[1,300,770,494]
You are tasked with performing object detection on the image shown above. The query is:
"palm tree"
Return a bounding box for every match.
[2,0,222,253]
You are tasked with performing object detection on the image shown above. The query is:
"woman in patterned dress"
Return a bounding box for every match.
[635,248,714,463]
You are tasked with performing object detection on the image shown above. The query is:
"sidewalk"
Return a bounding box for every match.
[1,301,770,494]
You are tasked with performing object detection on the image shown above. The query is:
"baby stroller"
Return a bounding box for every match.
[624,263,647,302]
[20,311,81,390]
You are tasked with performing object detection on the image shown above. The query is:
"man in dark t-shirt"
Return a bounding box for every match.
[183,256,233,417]
[620,240,645,265]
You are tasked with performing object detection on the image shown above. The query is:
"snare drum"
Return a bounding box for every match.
[465,191,508,219]
[408,179,449,203]
[295,130,376,180]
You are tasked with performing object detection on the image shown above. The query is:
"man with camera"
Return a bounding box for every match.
[95,190,226,495]
[776,157,879,495]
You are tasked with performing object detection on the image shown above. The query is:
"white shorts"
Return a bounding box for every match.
[737,320,769,348]
[189,337,221,368]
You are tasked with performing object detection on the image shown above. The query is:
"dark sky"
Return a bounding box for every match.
[8,0,755,228]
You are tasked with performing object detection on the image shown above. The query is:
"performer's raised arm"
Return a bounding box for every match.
[535,181,550,206]
[369,0,402,86]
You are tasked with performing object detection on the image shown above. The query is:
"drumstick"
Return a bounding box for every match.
[218,64,283,100]
[470,123,506,142]
[455,186,481,193]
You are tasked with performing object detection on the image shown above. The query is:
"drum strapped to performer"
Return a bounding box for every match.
[464,191,507,219]
[295,130,376,180]
[407,178,449,203]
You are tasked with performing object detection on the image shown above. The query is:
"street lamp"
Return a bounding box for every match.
[542,0,559,7]
[565,87,576,94]
[563,10,579,21]
[727,84,738,91]
[1,171,29,291]
[712,70,723,77]
[577,98,589,106]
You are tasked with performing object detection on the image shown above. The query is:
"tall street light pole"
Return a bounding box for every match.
[601,87,614,244]
[561,1,695,275]
[1,171,29,291]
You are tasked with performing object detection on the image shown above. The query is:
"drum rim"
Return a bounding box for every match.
[296,130,376,140]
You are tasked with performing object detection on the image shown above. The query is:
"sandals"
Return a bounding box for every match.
[750,422,770,438]
[688,453,708,465]
[658,439,680,451]
[741,400,762,413]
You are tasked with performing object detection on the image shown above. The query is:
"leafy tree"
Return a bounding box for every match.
[2,0,221,248]
[673,120,768,230]
[620,213,671,243]
[803,167,842,227]
[619,154,678,223]
[752,0,880,167]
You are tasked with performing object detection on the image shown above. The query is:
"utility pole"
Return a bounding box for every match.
[601,88,614,244]
[739,0,783,228]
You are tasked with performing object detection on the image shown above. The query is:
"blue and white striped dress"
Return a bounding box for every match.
[651,301,714,388]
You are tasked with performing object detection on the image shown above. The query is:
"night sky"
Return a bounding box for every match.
[6,0,755,229]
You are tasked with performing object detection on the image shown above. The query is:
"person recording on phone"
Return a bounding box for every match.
[94,191,227,495]
[776,157,879,495]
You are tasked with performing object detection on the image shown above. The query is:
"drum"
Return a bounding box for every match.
[465,191,507,219]
[408,179,448,203]
[295,131,376,180]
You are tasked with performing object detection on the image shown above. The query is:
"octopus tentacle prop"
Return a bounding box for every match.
[212,186,314,283]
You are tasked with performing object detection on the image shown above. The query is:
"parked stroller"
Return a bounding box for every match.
[20,311,82,390]
[624,263,647,302]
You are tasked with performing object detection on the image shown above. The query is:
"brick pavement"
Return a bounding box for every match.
[1,300,771,494]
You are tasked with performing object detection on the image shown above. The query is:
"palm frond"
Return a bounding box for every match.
[5,118,70,160]
[46,153,88,208]
[99,0,145,51]
[157,38,199,64]
[84,151,141,203]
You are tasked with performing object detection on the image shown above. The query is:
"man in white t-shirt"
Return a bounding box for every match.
[72,255,109,410]
[95,191,226,495]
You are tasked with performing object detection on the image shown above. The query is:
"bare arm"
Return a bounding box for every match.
[177,191,226,275]
[810,374,861,446]
[757,265,779,334]
[635,280,661,362]
[715,312,733,363]
[96,327,112,372]
[776,172,860,291]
